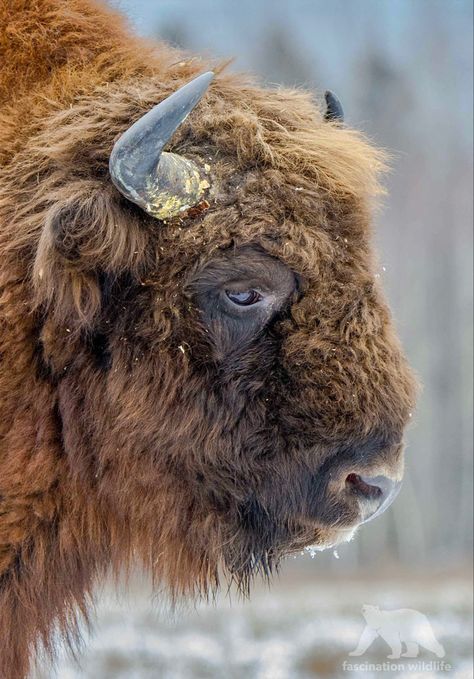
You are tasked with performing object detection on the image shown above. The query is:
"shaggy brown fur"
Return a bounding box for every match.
[0,1,417,676]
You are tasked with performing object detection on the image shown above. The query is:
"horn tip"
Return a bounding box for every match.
[181,70,215,105]
[196,70,215,92]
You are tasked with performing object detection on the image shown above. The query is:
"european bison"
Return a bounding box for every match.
[0,0,417,676]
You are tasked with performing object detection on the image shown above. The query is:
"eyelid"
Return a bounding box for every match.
[219,282,269,296]
[224,286,265,297]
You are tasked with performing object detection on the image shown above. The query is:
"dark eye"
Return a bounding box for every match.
[225,289,263,306]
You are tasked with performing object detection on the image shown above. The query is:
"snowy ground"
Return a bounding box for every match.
[34,567,472,679]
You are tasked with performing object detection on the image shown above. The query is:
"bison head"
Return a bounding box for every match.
[26,68,417,594]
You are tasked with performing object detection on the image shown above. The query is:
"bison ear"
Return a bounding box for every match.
[324,90,344,123]
[46,192,111,263]
[48,202,82,261]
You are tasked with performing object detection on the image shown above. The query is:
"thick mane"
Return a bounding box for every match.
[0,0,147,102]
[0,0,180,175]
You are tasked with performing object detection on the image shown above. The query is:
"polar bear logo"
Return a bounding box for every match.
[349,604,445,659]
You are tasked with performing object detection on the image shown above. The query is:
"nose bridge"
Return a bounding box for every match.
[339,293,417,434]
[351,355,413,438]
[291,325,416,447]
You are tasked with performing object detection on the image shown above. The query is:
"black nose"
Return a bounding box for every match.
[345,473,402,523]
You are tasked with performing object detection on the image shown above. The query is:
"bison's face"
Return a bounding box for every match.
[33,71,417,591]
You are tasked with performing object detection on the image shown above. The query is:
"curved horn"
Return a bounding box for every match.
[109,71,214,220]
[324,90,344,123]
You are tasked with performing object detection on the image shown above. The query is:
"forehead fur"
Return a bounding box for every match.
[17,70,387,201]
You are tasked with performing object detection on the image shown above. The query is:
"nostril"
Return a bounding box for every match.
[345,473,383,500]
[345,473,402,523]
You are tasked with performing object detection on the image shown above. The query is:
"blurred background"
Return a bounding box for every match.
[41,1,473,677]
